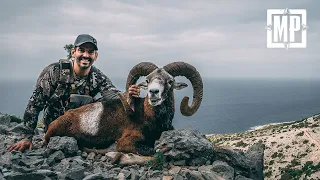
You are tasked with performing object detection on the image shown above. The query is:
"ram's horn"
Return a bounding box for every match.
[163,62,203,116]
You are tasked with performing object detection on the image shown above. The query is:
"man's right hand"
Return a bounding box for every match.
[7,139,33,152]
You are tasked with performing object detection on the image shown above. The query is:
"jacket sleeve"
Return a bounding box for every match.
[23,65,56,139]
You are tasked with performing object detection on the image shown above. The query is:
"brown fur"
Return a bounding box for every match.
[43,92,174,156]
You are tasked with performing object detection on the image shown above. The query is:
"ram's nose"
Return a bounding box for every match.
[149,88,159,95]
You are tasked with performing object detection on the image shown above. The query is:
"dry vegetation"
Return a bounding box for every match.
[207,114,320,180]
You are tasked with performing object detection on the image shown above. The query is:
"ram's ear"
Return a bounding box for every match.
[173,82,188,90]
[137,82,148,90]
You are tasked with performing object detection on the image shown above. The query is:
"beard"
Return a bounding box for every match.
[76,57,93,70]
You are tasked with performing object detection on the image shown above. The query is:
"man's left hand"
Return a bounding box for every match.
[128,85,140,98]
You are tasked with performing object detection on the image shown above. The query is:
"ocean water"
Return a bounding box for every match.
[1,78,320,134]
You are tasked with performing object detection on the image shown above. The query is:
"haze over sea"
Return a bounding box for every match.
[1,77,320,134]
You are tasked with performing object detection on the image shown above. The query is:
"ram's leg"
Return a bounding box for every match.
[116,129,155,156]
[116,129,143,154]
[82,142,117,154]
[42,117,70,147]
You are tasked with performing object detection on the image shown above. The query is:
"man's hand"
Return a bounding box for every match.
[128,85,140,98]
[7,139,33,152]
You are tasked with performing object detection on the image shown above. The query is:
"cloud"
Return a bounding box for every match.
[0,0,319,80]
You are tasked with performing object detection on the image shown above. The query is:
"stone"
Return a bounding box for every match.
[0,125,8,134]
[11,164,36,173]
[83,173,105,180]
[200,171,224,180]
[25,149,48,157]
[185,170,205,180]
[46,150,65,166]
[100,155,108,162]
[3,171,48,180]
[235,175,254,180]
[213,141,265,180]
[172,174,184,180]
[173,160,186,166]
[33,169,58,179]
[8,124,33,135]
[87,152,95,160]
[81,152,88,159]
[169,166,181,175]
[65,166,86,180]
[0,113,12,126]
[47,136,79,156]
[211,160,234,180]
[190,157,208,166]
[198,165,213,172]
[163,176,173,180]
[120,169,131,179]
[130,168,140,180]
[155,129,214,166]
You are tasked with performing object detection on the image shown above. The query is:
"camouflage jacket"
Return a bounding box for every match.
[23,59,120,139]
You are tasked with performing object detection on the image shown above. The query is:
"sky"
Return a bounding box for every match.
[0,0,319,81]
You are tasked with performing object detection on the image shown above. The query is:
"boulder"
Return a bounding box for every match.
[47,136,79,156]
[155,129,214,166]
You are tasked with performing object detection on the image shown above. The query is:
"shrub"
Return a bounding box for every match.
[296,131,304,136]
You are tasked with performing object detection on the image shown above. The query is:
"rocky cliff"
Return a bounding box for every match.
[208,114,320,180]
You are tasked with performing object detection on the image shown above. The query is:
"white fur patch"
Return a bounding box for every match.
[79,102,103,136]
[148,79,164,95]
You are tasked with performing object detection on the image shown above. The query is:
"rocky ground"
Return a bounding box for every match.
[0,112,264,180]
[207,114,320,180]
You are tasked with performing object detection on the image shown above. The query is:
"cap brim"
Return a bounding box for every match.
[74,41,98,50]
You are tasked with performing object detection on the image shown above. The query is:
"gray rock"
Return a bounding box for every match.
[169,166,181,175]
[83,173,104,180]
[25,149,48,157]
[190,157,208,166]
[65,166,86,180]
[235,175,254,180]
[11,164,36,173]
[198,165,213,172]
[130,168,140,180]
[120,169,131,179]
[81,152,88,159]
[47,136,78,156]
[172,174,184,180]
[200,171,224,180]
[87,152,95,160]
[173,160,186,166]
[185,170,205,180]
[213,141,265,180]
[0,125,8,134]
[155,129,214,166]
[0,113,12,126]
[8,124,33,135]
[33,169,58,180]
[211,160,234,180]
[3,171,49,180]
[46,150,65,166]
[0,151,12,166]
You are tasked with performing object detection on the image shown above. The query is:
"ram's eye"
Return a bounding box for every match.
[146,79,149,83]
[168,80,173,84]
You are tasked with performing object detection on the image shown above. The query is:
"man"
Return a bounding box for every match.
[7,34,140,152]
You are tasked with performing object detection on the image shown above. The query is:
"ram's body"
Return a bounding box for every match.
[43,62,203,156]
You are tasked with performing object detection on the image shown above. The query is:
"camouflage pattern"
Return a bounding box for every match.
[23,59,120,139]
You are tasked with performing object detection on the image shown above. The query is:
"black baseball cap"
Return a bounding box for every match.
[74,34,98,50]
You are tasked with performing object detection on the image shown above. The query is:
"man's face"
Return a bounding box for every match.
[71,42,98,70]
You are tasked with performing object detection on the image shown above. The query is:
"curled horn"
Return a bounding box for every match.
[163,62,203,116]
[125,62,158,91]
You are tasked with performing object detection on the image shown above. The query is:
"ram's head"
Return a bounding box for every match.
[125,62,203,116]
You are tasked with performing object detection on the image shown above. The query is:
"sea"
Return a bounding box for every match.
[1,78,320,135]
